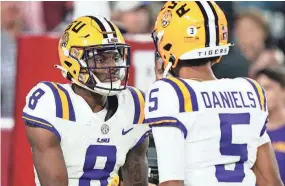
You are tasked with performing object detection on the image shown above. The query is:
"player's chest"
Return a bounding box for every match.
[59,113,133,145]
[58,115,134,163]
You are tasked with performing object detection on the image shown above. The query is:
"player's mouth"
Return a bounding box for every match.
[103,76,119,82]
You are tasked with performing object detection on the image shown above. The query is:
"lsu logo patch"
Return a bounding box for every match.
[221,25,227,40]
[161,10,172,28]
[60,32,69,47]
[107,37,119,44]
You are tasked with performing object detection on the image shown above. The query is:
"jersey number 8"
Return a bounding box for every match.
[79,145,117,186]
[28,88,45,110]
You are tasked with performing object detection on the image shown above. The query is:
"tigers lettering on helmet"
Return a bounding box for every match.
[57,16,130,96]
[152,1,234,78]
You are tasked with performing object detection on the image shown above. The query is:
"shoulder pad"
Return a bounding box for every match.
[23,82,63,140]
[126,86,145,124]
[23,81,76,122]
[152,77,199,112]
[242,78,267,112]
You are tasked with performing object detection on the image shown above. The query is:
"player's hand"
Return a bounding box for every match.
[108,175,119,186]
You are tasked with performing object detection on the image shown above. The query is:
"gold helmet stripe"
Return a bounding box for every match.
[88,16,108,39]
[207,2,220,46]
[195,2,210,47]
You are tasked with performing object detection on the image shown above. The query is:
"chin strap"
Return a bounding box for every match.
[162,62,173,78]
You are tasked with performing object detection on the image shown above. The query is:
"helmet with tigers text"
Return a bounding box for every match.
[152,1,233,77]
[57,16,130,96]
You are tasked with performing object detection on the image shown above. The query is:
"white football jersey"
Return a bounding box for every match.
[144,77,270,186]
[23,82,150,186]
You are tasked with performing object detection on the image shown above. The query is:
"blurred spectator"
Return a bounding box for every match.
[73,1,110,19]
[234,1,285,55]
[43,1,73,32]
[1,1,46,35]
[234,9,285,77]
[234,10,271,62]
[254,65,285,184]
[22,1,45,33]
[249,48,284,78]
[1,1,24,37]
[111,1,153,34]
[1,29,17,118]
[1,2,19,118]
[1,32,17,118]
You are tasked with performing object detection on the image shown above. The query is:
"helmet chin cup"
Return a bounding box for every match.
[93,80,123,96]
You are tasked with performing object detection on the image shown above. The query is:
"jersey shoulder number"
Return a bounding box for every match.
[145,77,199,117]
[144,77,198,139]
[22,82,76,140]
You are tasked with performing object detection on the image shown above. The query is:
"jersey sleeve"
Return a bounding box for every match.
[258,117,271,146]
[244,78,268,114]
[152,126,185,183]
[129,124,152,150]
[22,82,60,140]
[243,78,270,146]
[144,79,190,139]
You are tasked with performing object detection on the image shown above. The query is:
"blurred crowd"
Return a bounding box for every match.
[1,1,285,183]
[2,1,285,118]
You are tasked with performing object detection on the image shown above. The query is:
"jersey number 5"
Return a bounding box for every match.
[148,88,159,112]
[79,145,117,186]
[216,113,250,182]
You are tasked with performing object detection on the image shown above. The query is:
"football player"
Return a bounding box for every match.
[23,16,150,186]
[144,1,284,186]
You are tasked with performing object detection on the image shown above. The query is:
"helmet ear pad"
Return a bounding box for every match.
[62,59,81,81]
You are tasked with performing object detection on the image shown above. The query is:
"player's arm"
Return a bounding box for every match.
[253,142,284,186]
[121,138,149,186]
[23,83,68,186]
[151,127,184,186]
[26,125,68,186]
[253,128,284,186]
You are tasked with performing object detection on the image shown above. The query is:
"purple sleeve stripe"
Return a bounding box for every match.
[161,78,185,112]
[260,118,268,137]
[128,87,145,124]
[131,129,151,150]
[42,82,63,119]
[178,77,199,111]
[22,112,61,141]
[145,116,188,139]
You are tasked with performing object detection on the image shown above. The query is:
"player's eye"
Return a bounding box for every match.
[113,56,120,62]
[95,58,104,63]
